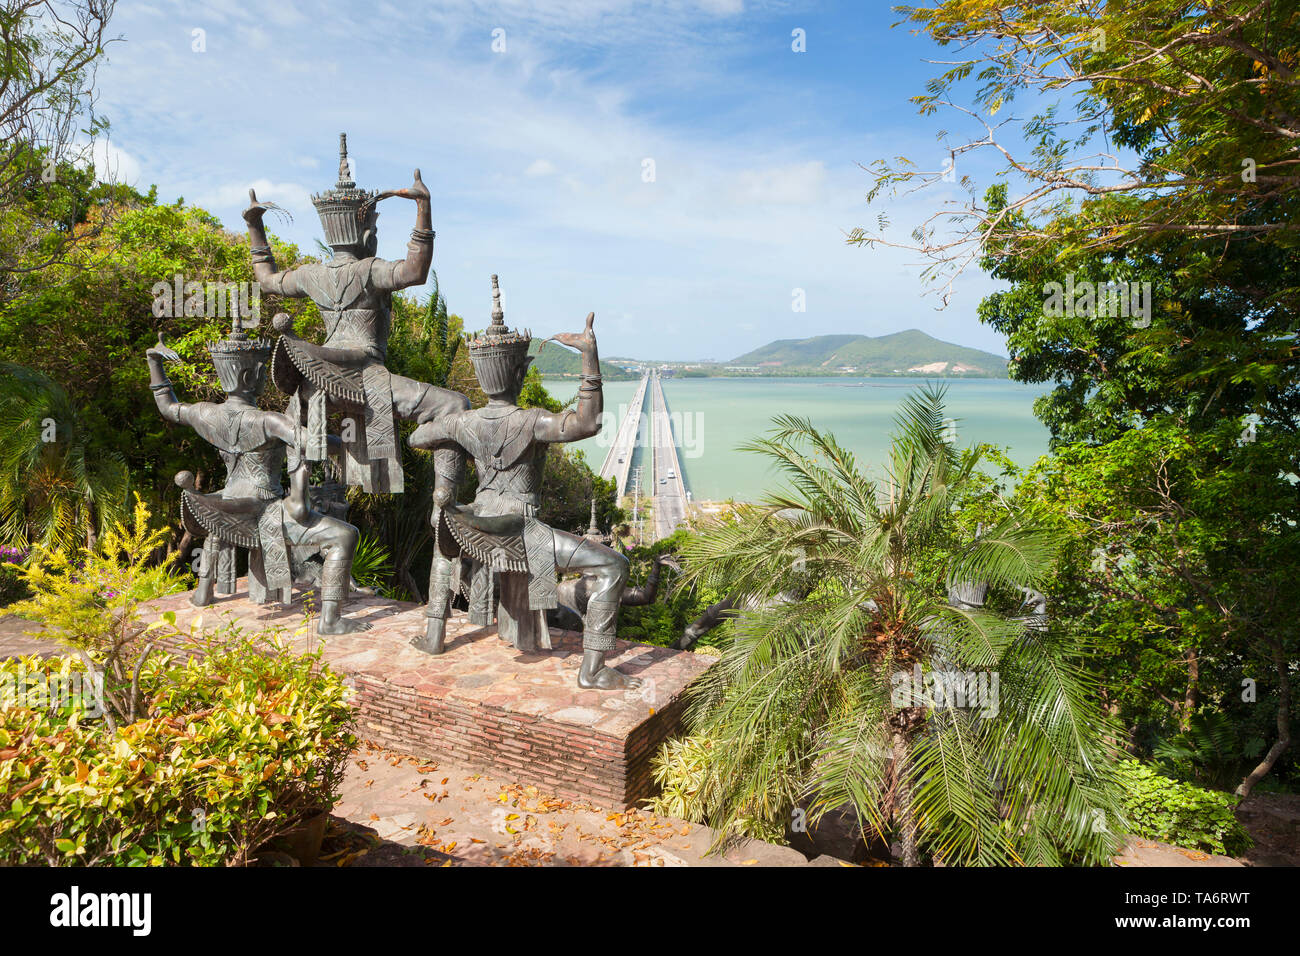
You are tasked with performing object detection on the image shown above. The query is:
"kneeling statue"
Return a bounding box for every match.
[410,276,638,689]
[146,317,369,634]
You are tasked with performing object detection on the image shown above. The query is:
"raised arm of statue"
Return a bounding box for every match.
[244,188,305,296]
[146,335,189,424]
[264,410,345,462]
[535,312,603,443]
[372,169,434,291]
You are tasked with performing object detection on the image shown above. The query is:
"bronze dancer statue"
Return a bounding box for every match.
[410,277,639,689]
[243,133,468,498]
[146,317,368,635]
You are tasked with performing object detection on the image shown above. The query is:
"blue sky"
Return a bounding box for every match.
[93,0,1013,361]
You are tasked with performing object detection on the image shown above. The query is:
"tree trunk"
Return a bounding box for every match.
[1181,647,1199,731]
[400,567,423,604]
[892,730,920,866]
[170,529,194,571]
[85,500,99,551]
[1236,641,1291,799]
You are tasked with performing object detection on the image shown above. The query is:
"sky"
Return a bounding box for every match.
[91,0,1016,361]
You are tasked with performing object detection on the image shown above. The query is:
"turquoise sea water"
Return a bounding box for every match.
[544,376,1054,503]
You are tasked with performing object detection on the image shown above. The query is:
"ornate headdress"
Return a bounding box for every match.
[208,306,272,394]
[468,275,532,395]
[311,133,379,250]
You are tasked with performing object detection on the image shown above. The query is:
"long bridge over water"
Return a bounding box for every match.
[596,372,649,497]
[597,370,689,540]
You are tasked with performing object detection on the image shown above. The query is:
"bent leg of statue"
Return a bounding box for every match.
[306,517,371,635]
[414,551,455,654]
[553,530,639,690]
[190,537,218,608]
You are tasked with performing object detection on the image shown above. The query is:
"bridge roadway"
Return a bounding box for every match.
[649,371,688,540]
[597,371,650,498]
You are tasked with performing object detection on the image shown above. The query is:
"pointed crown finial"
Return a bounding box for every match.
[337,133,354,187]
[229,296,246,340]
[467,273,532,392]
[490,274,505,327]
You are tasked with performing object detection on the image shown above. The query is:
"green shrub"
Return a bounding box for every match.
[617,529,728,649]
[12,497,194,726]
[645,735,785,844]
[0,630,356,866]
[350,532,394,594]
[1116,758,1252,856]
[0,561,29,607]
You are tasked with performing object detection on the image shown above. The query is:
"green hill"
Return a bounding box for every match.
[529,339,635,379]
[730,330,1007,376]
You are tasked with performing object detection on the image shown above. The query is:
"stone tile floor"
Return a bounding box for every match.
[0,613,56,660]
[320,739,812,867]
[138,589,714,741]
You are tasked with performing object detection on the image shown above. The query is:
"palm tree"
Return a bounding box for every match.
[677,385,1123,865]
[0,362,129,553]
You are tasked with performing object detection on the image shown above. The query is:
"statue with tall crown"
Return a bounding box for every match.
[145,312,369,634]
[242,133,468,498]
[410,276,640,690]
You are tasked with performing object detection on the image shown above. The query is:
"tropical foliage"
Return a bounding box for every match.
[0,632,355,866]
[12,497,191,726]
[0,498,355,866]
[1115,759,1252,857]
[863,0,1299,800]
[617,528,728,648]
[0,362,129,551]
[675,387,1123,865]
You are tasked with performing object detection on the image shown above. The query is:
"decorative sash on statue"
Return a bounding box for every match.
[256,499,293,603]
[178,490,293,605]
[523,518,557,610]
[271,331,402,493]
[437,506,558,611]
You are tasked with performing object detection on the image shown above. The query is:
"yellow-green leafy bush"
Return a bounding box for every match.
[0,632,355,866]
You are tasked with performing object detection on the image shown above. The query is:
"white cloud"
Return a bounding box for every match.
[191,179,314,218]
[525,158,557,177]
[79,139,142,186]
[730,161,827,205]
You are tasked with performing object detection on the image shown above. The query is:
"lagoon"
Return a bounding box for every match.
[544,376,1055,503]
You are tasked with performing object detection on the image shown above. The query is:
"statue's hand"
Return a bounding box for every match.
[407,169,429,201]
[549,312,596,353]
[386,169,429,202]
[147,332,181,363]
[242,188,267,225]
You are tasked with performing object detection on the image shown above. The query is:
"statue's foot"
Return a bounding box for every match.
[411,619,447,655]
[189,592,212,608]
[577,663,642,691]
[317,616,372,635]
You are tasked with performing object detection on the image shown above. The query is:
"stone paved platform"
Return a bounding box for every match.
[327,740,815,867]
[140,586,714,809]
[0,613,56,659]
